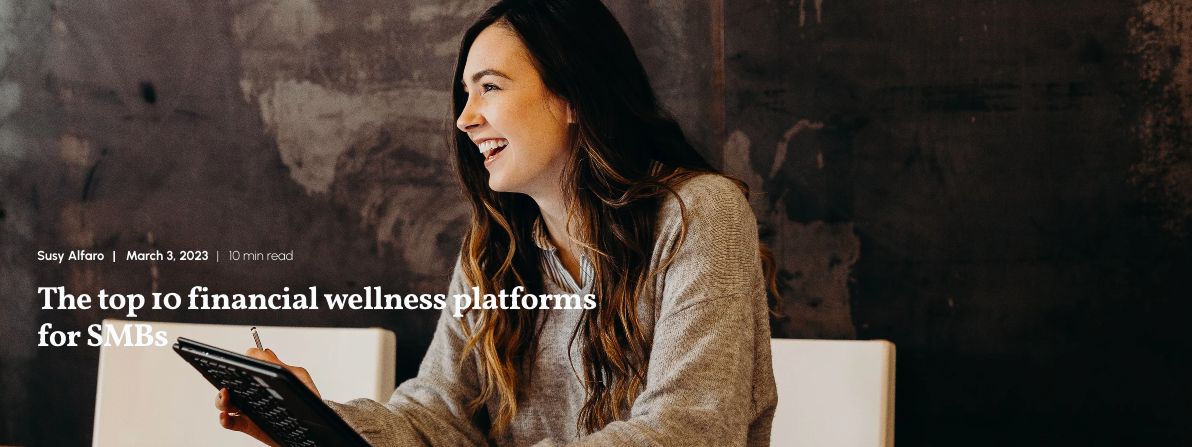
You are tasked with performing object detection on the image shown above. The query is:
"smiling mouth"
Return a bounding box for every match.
[479,139,508,164]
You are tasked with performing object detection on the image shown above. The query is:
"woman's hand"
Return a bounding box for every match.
[214,348,322,446]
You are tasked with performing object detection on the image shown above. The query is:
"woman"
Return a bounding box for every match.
[217,0,778,445]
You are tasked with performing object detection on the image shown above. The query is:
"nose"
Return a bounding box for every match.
[456,93,484,133]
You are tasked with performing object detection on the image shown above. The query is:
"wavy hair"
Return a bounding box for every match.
[450,0,780,437]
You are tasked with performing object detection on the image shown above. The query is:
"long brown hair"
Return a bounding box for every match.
[450,0,779,437]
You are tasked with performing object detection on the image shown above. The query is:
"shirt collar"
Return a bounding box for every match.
[532,213,593,292]
[531,214,557,251]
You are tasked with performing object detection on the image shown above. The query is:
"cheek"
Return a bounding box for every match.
[489,96,570,171]
[525,109,570,156]
[520,134,567,171]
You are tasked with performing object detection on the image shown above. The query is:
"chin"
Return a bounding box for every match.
[487,178,506,192]
[486,174,513,193]
[487,173,531,195]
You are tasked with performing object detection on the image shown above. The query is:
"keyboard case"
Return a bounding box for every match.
[174,337,372,447]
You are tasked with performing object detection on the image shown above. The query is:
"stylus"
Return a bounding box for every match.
[251,327,264,350]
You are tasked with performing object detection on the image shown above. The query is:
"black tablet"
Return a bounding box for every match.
[173,337,372,447]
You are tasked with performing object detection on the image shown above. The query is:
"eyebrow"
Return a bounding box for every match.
[467,68,512,84]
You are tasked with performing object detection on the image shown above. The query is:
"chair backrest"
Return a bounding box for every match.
[770,339,895,447]
[91,320,396,447]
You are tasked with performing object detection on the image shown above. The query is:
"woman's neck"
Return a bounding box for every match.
[532,190,585,286]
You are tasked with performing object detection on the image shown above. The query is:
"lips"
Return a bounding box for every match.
[477,139,508,167]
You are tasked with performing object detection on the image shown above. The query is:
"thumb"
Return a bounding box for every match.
[244,348,283,366]
[263,348,287,366]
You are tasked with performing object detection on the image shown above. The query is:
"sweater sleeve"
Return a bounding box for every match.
[324,260,489,447]
[546,175,771,447]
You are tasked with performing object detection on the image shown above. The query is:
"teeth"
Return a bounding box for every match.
[477,139,508,154]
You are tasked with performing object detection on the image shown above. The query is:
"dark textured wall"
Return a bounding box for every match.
[1,0,1190,446]
[725,1,1192,445]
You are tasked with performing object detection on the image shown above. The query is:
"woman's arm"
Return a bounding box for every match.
[547,175,778,447]
[323,260,490,447]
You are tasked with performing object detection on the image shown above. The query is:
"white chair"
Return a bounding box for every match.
[770,339,896,447]
[91,320,396,447]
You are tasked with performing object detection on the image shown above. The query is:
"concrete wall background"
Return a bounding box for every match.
[1,0,1190,445]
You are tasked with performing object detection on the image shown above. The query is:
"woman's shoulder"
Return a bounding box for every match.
[651,172,765,310]
[652,173,759,256]
[659,172,753,223]
[674,172,745,196]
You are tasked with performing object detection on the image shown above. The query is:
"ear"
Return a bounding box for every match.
[566,103,576,124]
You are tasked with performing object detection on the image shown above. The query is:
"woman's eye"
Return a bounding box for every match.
[482,84,500,92]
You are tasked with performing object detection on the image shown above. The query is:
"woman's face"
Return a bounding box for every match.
[456,24,573,197]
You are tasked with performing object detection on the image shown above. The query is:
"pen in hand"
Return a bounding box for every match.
[248,326,322,398]
[251,326,263,350]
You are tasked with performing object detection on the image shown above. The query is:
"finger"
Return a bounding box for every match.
[215,389,234,411]
[245,348,284,365]
[244,347,267,360]
[290,366,310,380]
[242,349,317,396]
[220,410,251,431]
[263,348,284,364]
